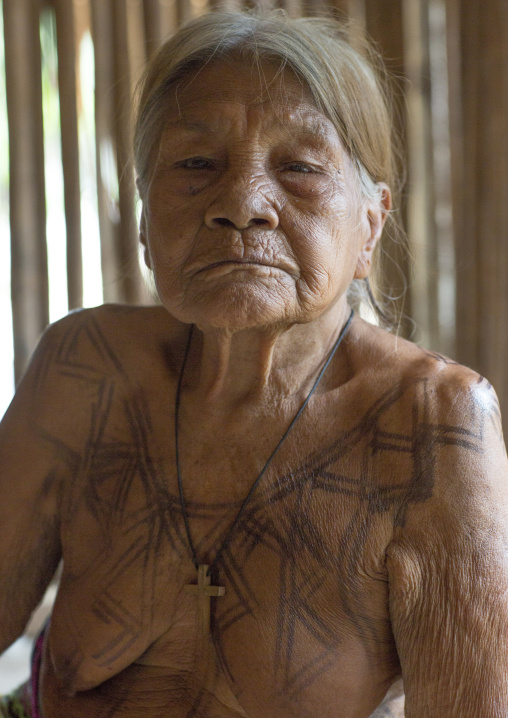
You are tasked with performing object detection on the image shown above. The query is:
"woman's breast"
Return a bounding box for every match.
[48,437,401,717]
[207,546,400,718]
[45,531,399,718]
[42,572,249,717]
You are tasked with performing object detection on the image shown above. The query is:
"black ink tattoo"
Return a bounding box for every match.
[423,350,458,366]
[34,312,495,713]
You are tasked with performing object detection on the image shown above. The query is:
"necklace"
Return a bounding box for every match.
[176,309,354,634]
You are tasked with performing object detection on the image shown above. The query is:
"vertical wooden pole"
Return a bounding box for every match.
[428,0,454,358]
[364,0,405,77]
[401,0,438,348]
[111,0,146,304]
[347,0,365,27]
[158,0,178,36]
[364,0,412,336]
[143,0,163,57]
[90,0,121,303]
[301,0,325,16]
[447,0,508,430]
[176,0,193,24]
[54,0,83,310]
[331,0,352,19]
[3,0,49,382]
[126,0,147,77]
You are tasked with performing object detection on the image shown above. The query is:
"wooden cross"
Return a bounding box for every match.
[184,564,226,635]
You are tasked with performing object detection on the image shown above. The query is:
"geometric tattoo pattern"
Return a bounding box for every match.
[34,311,498,715]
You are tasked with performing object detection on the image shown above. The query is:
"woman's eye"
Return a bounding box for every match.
[283,162,315,174]
[178,157,214,170]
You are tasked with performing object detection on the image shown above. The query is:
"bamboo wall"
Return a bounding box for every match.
[447,0,508,426]
[3,0,508,432]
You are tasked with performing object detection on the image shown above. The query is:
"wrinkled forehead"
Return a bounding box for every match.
[175,53,314,105]
[160,56,342,146]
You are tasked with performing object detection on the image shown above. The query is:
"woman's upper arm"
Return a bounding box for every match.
[0,319,78,650]
[387,371,508,717]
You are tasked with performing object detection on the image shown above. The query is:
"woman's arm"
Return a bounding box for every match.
[0,320,77,652]
[387,370,508,717]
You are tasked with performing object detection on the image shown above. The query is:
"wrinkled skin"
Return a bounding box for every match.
[140,59,377,334]
[1,59,508,718]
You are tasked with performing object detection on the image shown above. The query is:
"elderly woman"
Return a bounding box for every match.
[1,10,508,718]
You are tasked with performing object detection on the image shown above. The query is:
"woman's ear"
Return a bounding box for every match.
[139,208,152,270]
[354,183,392,280]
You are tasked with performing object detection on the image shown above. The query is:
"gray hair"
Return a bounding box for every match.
[134,10,405,324]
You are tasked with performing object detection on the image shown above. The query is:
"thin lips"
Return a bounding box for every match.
[193,257,297,275]
[198,258,272,272]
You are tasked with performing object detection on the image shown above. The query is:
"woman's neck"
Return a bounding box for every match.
[185,299,351,410]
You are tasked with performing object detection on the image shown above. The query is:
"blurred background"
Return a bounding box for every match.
[0,0,507,690]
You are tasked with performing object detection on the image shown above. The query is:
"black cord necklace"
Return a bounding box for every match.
[176,308,354,634]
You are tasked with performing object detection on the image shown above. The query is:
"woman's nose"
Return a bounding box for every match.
[204,173,279,231]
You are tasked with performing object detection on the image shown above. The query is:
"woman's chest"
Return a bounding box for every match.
[52,440,400,702]
[50,523,398,718]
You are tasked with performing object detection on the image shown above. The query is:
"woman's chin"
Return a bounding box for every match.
[161,287,300,332]
[190,305,291,333]
[166,292,299,333]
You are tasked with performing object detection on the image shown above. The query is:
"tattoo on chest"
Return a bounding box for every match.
[37,316,500,701]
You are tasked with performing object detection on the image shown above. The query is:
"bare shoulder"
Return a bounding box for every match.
[38,303,186,368]
[345,318,507,519]
[348,316,502,432]
[24,304,191,397]
[348,315,460,378]
[352,319,508,544]
[8,304,187,452]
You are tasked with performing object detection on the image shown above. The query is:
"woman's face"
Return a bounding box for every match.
[141,57,385,331]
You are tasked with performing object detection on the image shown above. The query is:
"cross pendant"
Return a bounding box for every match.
[184,564,226,635]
